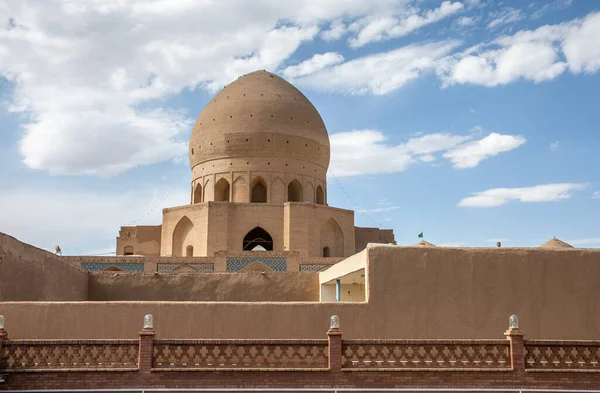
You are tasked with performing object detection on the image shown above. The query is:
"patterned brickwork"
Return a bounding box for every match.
[81,262,144,272]
[342,340,511,370]
[299,264,334,272]
[226,257,287,272]
[156,263,215,273]
[0,340,139,371]
[525,341,600,371]
[152,340,328,370]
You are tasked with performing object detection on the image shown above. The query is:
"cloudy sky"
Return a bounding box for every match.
[0,0,599,254]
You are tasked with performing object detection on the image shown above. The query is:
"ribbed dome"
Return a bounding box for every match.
[189,70,330,170]
[540,237,574,249]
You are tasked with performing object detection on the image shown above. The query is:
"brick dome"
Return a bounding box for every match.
[189,70,330,171]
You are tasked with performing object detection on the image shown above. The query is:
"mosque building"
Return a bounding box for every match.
[114,70,395,269]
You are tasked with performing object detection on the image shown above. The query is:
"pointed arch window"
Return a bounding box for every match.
[243,227,273,251]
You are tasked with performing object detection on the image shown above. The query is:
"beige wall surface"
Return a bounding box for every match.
[88,272,319,302]
[3,245,600,340]
[0,233,88,301]
[354,227,395,253]
[116,225,162,256]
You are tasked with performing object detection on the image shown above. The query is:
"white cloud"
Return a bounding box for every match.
[321,20,347,41]
[282,52,344,78]
[457,16,476,27]
[329,128,524,176]
[458,183,589,207]
[294,40,461,95]
[0,0,407,176]
[549,141,560,151]
[487,8,525,29]
[593,191,600,199]
[531,0,573,19]
[439,12,600,87]
[0,186,189,253]
[349,1,464,48]
[567,238,600,247]
[355,206,400,213]
[443,133,526,169]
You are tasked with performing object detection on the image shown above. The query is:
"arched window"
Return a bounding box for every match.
[316,185,325,205]
[322,247,330,257]
[288,179,303,202]
[243,227,273,251]
[193,183,202,204]
[215,178,230,201]
[251,177,267,203]
[124,246,134,256]
[186,245,194,257]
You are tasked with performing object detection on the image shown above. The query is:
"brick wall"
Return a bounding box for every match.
[1,317,599,391]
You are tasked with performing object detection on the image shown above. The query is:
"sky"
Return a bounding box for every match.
[0,0,599,255]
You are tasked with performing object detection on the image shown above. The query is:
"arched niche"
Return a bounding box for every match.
[172,216,194,257]
[322,247,330,257]
[193,183,202,204]
[316,185,325,205]
[304,182,314,203]
[243,227,273,251]
[123,245,134,256]
[232,176,248,203]
[186,245,194,257]
[251,177,267,203]
[215,178,230,202]
[288,179,303,202]
[320,218,344,257]
[270,177,285,204]
[203,179,213,202]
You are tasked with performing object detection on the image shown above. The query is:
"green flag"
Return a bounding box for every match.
[418,232,423,238]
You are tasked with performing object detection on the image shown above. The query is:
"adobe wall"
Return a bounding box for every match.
[88,271,319,301]
[116,225,161,256]
[2,246,600,339]
[354,226,396,253]
[0,232,88,301]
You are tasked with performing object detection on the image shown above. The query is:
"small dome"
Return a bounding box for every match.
[413,240,436,247]
[540,237,574,249]
[189,70,330,171]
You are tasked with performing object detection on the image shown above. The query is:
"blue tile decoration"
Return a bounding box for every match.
[300,264,333,272]
[157,263,214,273]
[226,257,287,272]
[81,262,144,272]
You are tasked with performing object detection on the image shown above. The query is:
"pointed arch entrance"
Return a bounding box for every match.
[243,227,273,251]
[320,218,344,257]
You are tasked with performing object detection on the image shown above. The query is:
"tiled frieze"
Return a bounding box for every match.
[299,264,333,272]
[156,263,215,273]
[226,257,287,272]
[81,262,144,272]
[342,340,511,370]
[152,340,328,370]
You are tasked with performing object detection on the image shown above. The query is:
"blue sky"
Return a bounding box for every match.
[0,0,599,254]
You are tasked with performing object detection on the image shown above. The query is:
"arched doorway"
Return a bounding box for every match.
[288,179,303,202]
[215,178,230,201]
[172,216,194,257]
[243,227,273,251]
[186,245,194,257]
[320,218,344,257]
[251,177,267,203]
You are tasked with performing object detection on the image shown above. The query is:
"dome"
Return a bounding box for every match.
[189,70,330,171]
[413,240,436,247]
[540,237,574,249]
